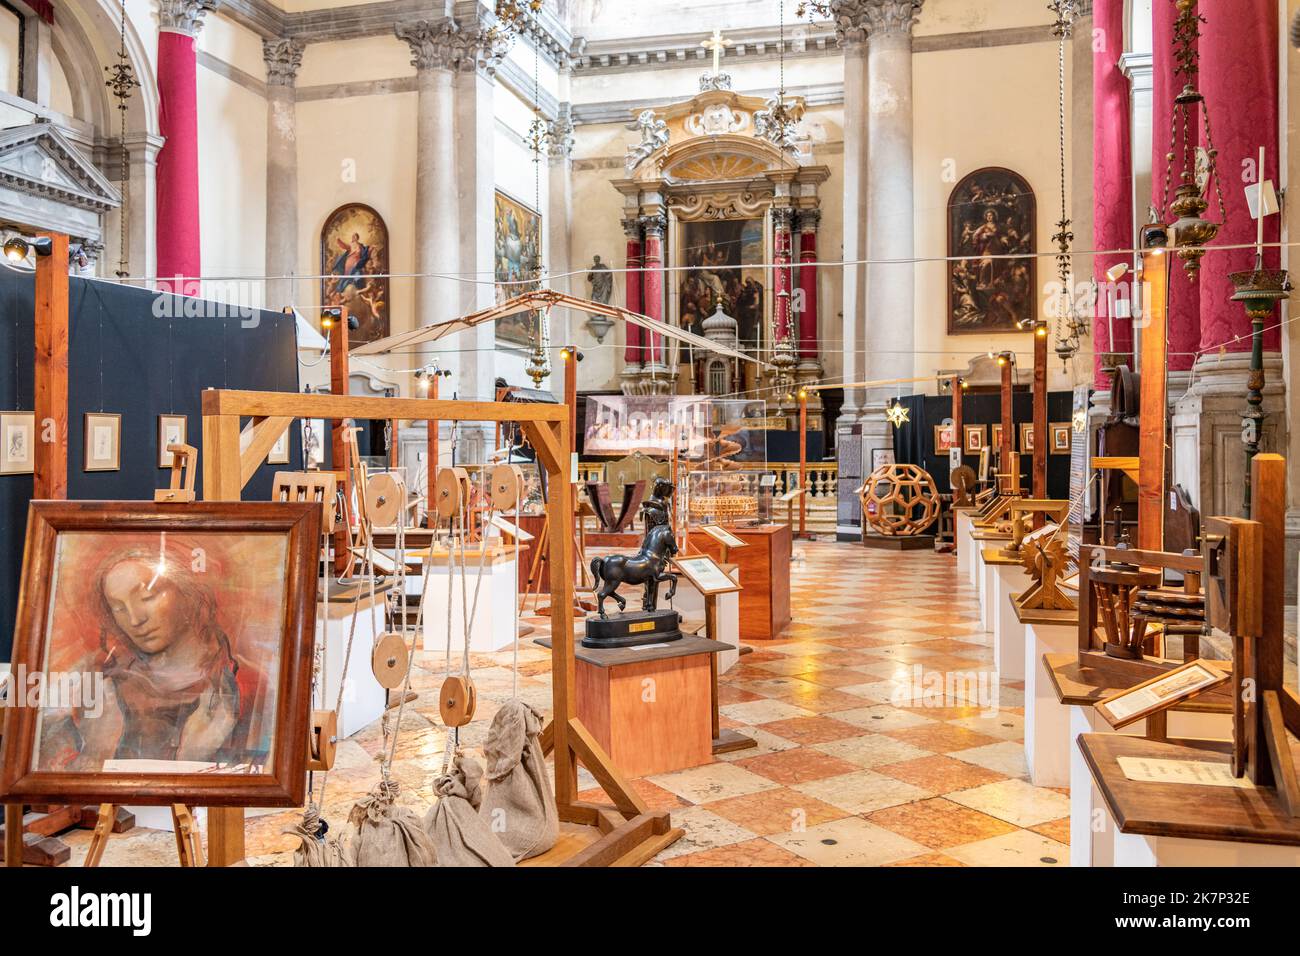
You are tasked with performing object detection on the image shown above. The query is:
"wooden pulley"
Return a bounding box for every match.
[371,632,410,690]
[439,675,477,728]
[433,466,470,519]
[366,472,405,527]
[488,463,525,510]
[306,709,338,771]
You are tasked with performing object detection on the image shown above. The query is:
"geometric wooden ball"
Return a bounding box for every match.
[859,462,941,536]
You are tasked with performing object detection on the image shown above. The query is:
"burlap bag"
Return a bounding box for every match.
[479,699,558,861]
[341,779,437,867]
[424,753,514,867]
[281,809,350,867]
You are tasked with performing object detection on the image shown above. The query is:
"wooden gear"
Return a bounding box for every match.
[951,464,977,507]
[859,463,940,536]
[1017,532,1075,611]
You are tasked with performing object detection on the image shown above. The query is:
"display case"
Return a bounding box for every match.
[683,398,770,528]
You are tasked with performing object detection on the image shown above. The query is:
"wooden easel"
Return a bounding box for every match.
[201,388,682,865]
[154,443,198,502]
[83,803,204,867]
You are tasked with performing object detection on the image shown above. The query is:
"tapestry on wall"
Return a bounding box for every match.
[947,167,1035,335]
[320,203,390,346]
[494,190,543,349]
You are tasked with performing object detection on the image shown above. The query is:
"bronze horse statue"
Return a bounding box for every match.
[590,522,678,619]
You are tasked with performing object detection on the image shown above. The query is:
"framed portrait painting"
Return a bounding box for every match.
[1050,422,1072,455]
[321,203,390,346]
[494,190,543,348]
[991,423,1004,451]
[84,412,121,472]
[158,415,187,469]
[962,424,986,455]
[0,501,321,806]
[1,411,35,475]
[947,167,1036,334]
[934,423,956,455]
[1019,423,1035,454]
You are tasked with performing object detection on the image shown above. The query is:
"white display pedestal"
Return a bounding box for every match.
[1108,813,1300,866]
[669,567,743,674]
[956,511,975,584]
[422,552,519,654]
[1069,703,1232,866]
[991,563,1031,675]
[1023,621,1075,787]
[979,551,996,634]
[317,582,389,739]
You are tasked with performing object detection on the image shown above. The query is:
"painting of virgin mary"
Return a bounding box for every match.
[321,204,391,345]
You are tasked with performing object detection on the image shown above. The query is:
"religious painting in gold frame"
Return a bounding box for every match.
[947,167,1036,335]
[494,190,543,349]
[320,203,390,346]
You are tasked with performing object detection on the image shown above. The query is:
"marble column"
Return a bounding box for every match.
[156,0,213,295]
[115,132,163,286]
[1070,3,1094,392]
[638,213,671,393]
[832,1,869,421]
[772,207,794,339]
[547,90,575,311]
[861,0,921,458]
[263,38,303,312]
[621,218,644,393]
[1091,0,1131,387]
[1172,1,1284,518]
[396,20,465,371]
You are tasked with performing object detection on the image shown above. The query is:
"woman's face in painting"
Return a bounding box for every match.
[102,559,191,655]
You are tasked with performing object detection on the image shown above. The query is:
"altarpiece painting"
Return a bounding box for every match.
[947,168,1036,335]
[321,203,391,346]
[494,190,543,348]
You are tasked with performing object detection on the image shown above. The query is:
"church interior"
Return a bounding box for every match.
[4,0,1300,887]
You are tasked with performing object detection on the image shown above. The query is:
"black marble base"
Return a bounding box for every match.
[582,608,683,649]
[862,533,936,551]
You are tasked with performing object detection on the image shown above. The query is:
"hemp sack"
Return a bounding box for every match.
[424,753,515,867]
[479,699,559,861]
[342,779,437,867]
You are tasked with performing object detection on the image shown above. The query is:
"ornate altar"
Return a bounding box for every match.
[614,62,830,410]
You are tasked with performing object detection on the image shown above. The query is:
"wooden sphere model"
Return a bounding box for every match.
[859,463,940,536]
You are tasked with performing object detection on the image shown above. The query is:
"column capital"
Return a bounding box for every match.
[622,218,643,241]
[771,206,797,232]
[263,38,305,88]
[864,0,924,39]
[639,213,667,240]
[396,17,506,76]
[548,103,575,165]
[797,208,822,233]
[158,0,216,36]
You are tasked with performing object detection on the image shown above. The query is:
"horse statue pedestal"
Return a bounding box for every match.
[582,608,683,649]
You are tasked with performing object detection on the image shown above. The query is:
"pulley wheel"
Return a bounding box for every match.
[439,675,477,728]
[433,467,466,520]
[365,472,404,527]
[371,633,410,690]
[306,709,338,772]
[488,463,524,510]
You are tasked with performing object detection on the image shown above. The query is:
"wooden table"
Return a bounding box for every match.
[690,523,791,641]
[535,634,732,778]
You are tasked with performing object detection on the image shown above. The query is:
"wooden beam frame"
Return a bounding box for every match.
[33,231,69,500]
[199,389,678,864]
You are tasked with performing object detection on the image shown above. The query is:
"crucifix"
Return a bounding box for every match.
[701,28,731,76]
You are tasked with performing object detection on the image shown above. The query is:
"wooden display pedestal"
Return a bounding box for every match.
[863,533,934,551]
[691,523,791,641]
[1079,734,1300,866]
[536,634,731,778]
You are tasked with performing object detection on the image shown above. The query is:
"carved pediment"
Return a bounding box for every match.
[0,123,121,213]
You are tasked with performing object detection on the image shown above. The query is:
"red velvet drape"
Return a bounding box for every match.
[156,30,202,295]
[1092,0,1132,387]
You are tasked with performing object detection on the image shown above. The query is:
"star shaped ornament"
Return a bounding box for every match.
[885,401,910,429]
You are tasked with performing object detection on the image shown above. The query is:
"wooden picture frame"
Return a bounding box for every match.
[991,423,1004,451]
[1050,422,1072,455]
[268,427,291,466]
[83,412,121,472]
[158,415,187,469]
[699,524,748,549]
[1019,422,1035,454]
[1094,659,1230,730]
[962,424,986,454]
[934,423,956,455]
[0,410,35,475]
[978,445,991,482]
[0,500,321,807]
[672,555,741,595]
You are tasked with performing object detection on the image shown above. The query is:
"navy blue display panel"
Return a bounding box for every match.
[0,272,302,658]
[890,391,1072,499]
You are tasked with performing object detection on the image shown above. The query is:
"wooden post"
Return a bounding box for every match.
[950,376,963,464]
[798,390,808,538]
[426,374,440,529]
[999,356,1013,492]
[1137,248,1169,552]
[1032,328,1047,500]
[33,231,69,500]
[1250,454,1286,786]
[328,309,350,573]
[543,415,578,808]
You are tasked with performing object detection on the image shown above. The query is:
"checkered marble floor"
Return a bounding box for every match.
[59,540,1068,867]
